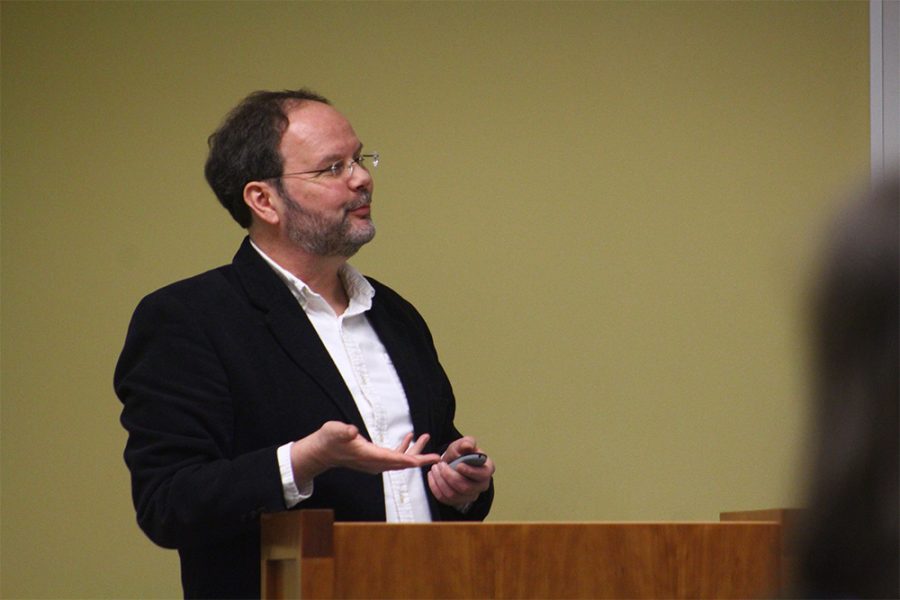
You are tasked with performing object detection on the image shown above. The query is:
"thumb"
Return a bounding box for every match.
[341,424,359,441]
[323,421,359,442]
[448,436,477,459]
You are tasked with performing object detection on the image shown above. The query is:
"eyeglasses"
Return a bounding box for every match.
[272,152,379,182]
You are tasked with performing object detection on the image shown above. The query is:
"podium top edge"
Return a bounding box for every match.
[334,520,782,526]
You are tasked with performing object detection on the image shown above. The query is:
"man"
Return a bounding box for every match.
[115,88,495,599]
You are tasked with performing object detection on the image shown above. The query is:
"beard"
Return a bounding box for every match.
[281,190,376,257]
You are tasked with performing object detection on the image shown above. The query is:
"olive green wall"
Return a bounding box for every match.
[1,1,868,597]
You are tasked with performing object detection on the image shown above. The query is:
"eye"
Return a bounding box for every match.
[327,161,345,177]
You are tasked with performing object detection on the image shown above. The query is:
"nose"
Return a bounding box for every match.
[347,160,373,191]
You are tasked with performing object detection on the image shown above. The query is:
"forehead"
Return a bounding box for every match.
[279,101,360,162]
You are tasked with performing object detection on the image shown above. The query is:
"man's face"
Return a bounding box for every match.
[275,101,375,257]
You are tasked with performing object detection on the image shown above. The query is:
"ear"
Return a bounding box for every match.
[243,181,281,226]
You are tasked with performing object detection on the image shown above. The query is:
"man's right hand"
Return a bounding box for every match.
[289,421,440,487]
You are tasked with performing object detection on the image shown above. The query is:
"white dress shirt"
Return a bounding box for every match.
[252,242,432,522]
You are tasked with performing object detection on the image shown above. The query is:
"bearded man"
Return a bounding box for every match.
[115,88,495,599]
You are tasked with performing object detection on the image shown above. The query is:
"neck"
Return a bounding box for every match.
[250,233,350,314]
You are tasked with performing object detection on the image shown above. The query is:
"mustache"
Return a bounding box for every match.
[345,191,372,212]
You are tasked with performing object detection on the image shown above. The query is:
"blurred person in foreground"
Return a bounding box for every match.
[793,172,899,599]
[114,88,495,598]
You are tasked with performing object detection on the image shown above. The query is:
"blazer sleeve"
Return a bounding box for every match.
[114,288,285,550]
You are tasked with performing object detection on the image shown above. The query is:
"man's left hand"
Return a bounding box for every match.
[427,437,495,510]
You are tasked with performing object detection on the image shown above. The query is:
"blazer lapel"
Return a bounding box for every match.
[230,238,370,438]
[366,300,434,442]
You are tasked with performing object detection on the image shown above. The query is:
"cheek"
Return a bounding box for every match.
[315,191,346,211]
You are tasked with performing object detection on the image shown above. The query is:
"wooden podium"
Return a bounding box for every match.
[260,510,782,599]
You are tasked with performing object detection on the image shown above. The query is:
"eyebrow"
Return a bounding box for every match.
[318,143,364,167]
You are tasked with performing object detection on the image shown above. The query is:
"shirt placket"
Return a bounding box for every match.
[340,319,383,442]
[340,317,415,522]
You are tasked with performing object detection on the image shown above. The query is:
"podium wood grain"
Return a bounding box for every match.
[261,510,781,599]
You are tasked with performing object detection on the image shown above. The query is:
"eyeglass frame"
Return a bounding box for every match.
[261,152,379,182]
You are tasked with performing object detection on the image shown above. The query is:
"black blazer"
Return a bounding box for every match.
[115,238,493,598]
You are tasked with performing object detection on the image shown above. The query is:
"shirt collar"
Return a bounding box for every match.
[249,239,375,315]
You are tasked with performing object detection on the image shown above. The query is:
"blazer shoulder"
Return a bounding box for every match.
[131,264,240,316]
[366,276,425,318]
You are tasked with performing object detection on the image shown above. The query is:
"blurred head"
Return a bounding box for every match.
[794,173,899,599]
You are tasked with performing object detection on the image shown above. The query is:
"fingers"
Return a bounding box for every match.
[428,462,481,505]
[406,433,431,455]
[444,436,479,461]
[349,441,440,474]
[428,446,495,507]
[391,432,433,465]
[393,432,414,453]
[427,465,454,501]
[302,423,442,476]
